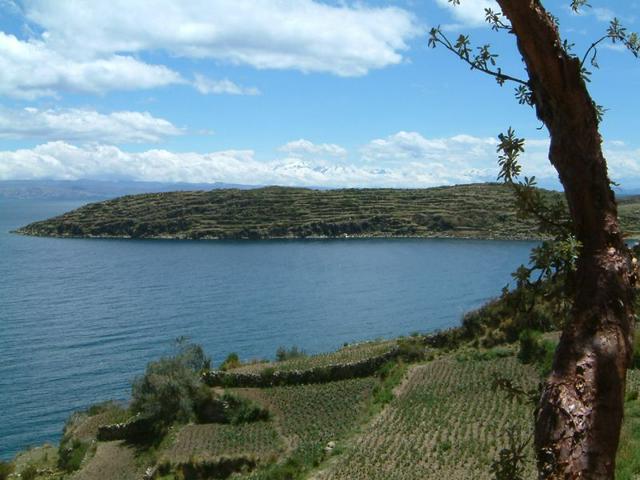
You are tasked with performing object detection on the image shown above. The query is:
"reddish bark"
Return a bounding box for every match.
[495,1,637,478]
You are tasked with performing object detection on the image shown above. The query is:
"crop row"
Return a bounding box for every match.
[316,355,540,480]
[236,377,377,449]
[163,423,284,464]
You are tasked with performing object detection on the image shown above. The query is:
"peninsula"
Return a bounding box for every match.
[15,183,640,241]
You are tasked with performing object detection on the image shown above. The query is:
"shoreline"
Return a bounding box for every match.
[12,230,550,242]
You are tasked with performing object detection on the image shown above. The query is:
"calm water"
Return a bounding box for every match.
[0,199,536,459]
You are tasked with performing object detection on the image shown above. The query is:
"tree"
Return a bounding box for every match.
[430,1,639,477]
[130,338,211,426]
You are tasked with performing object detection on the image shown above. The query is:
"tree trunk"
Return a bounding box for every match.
[495,1,637,478]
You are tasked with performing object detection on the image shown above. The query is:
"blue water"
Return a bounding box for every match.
[0,199,536,459]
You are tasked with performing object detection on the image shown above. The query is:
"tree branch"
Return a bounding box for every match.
[430,29,529,87]
[580,34,608,68]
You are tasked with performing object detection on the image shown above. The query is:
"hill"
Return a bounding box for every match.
[6,335,640,480]
[15,183,640,240]
[5,183,607,240]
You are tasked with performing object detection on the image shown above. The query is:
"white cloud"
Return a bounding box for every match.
[0,133,559,188]
[3,136,637,189]
[361,131,497,162]
[279,139,347,158]
[0,107,183,143]
[362,131,558,183]
[435,0,499,28]
[21,0,421,79]
[0,141,496,187]
[0,32,183,99]
[193,74,260,96]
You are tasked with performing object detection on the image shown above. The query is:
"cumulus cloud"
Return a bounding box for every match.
[0,140,497,187]
[0,107,183,143]
[193,74,260,96]
[362,131,497,163]
[435,0,499,28]
[279,139,347,158]
[0,32,183,99]
[21,0,421,79]
[0,133,559,188]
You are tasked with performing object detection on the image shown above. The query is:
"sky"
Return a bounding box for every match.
[0,0,638,189]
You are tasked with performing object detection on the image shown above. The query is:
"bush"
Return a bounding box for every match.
[397,338,427,362]
[276,346,306,362]
[20,464,38,480]
[518,330,544,364]
[130,338,211,428]
[196,392,270,424]
[0,461,14,480]
[220,352,241,371]
[518,330,555,374]
[222,393,270,424]
[58,437,89,472]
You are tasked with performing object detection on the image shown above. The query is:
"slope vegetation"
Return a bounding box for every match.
[17,183,568,240]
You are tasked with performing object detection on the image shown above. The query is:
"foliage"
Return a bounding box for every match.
[0,461,14,480]
[220,352,241,371]
[130,338,211,429]
[20,464,38,480]
[276,345,306,362]
[490,426,531,480]
[220,393,271,425]
[518,330,556,374]
[396,337,429,362]
[371,360,408,407]
[58,437,89,473]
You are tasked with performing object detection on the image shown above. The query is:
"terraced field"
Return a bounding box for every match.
[17,183,566,240]
[164,423,283,464]
[70,441,141,480]
[10,342,640,480]
[230,341,397,374]
[314,355,540,480]
[235,377,377,450]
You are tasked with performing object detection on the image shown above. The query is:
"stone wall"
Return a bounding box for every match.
[202,347,399,388]
[97,414,155,441]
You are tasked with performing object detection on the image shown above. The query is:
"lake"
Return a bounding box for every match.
[0,199,536,459]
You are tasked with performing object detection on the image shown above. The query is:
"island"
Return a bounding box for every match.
[14,183,640,241]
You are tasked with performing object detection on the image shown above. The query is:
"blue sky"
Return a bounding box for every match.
[0,0,638,189]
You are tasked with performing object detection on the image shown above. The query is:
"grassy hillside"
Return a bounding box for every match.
[6,336,640,480]
[15,183,572,240]
[17,183,640,240]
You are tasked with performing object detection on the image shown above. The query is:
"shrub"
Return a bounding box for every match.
[0,461,14,480]
[220,352,241,371]
[86,400,123,416]
[222,393,270,424]
[518,330,544,364]
[518,330,556,374]
[20,464,38,480]
[397,338,427,362]
[276,346,306,362]
[130,338,211,428]
[58,437,89,472]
